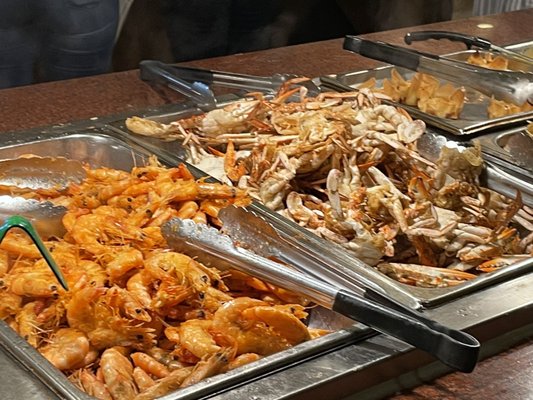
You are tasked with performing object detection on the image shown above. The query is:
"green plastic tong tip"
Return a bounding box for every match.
[0,215,69,291]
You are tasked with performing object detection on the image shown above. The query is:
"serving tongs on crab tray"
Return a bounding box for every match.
[162,216,480,373]
[139,59,322,110]
[343,36,533,105]
[404,30,533,69]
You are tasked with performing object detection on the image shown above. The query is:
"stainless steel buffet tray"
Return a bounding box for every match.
[1,111,532,400]
[0,127,370,400]
[110,105,533,310]
[332,41,533,136]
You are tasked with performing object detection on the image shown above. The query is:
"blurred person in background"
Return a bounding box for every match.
[0,0,119,89]
[159,0,453,62]
[473,0,533,15]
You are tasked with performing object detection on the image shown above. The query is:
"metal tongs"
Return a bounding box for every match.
[0,215,68,290]
[343,36,533,105]
[162,218,480,373]
[140,60,321,110]
[404,30,533,67]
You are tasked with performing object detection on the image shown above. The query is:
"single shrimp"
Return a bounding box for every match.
[143,251,190,282]
[0,249,9,276]
[196,287,233,314]
[126,272,152,308]
[78,260,108,287]
[15,301,42,347]
[100,347,138,400]
[152,277,193,312]
[132,367,155,392]
[157,179,246,203]
[66,286,107,333]
[180,347,235,388]
[133,367,193,400]
[8,258,61,298]
[175,200,199,219]
[182,258,227,293]
[36,300,67,332]
[227,353,262,371]
[105,286,152,322]
[191,210,208,225]
[0,231,41,258]
[178,319,221,359]
[146,347,186,371]
[130,352,170,378]
[38,328,92,370]
[106,247,144,282]
[68,211,144,255]
[241,304,311,345]
[98,179,139,203]
[79,369,113,400]
[144,251,215,296]
[210,297,266,355]
[211,297,311,355]
[0,290,22,319]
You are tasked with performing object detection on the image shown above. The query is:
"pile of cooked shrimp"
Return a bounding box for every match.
[0,157,325,400]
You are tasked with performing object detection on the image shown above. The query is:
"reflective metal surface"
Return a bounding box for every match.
[111,101,533,309]
[333,41,533,135]
[0,96,531,400]
[0,126,367,400]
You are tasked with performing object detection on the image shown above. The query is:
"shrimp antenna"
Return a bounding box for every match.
[0,215,68,290]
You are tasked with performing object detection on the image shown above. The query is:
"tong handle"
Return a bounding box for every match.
[343,36,533,105]
[166,65,282,93]
[334,290,479,372]
[0,215,68,290]
[344,36,425,71]
[404,31,492,50]
[140,60,216,109]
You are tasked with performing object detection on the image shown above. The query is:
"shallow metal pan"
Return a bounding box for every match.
[110,104,533,310]
[0,127,371,400]
[331,41,533,136]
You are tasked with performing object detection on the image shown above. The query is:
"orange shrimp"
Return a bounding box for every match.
[0,230,41,258]
[227,353,262,371]
[106,247,144,282]
[180,347,235,388]
[15,301,42,347]
[178,319,221,359]
[175,200,199,219]
[0,249,9,276]
[126,272,152,308]
[79,369,113,400]
[211,297,311,355]
[132,367,155,392]
[0,290,22,319]
[134,368,193,400]
[39,328,93,370]
[8,258,61,298]
[100,347,138,400]
[130,352,170,378]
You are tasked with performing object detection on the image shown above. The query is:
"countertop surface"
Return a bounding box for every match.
[0,8,532,400]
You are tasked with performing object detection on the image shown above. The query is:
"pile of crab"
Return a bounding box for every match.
[126,83,533,288]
